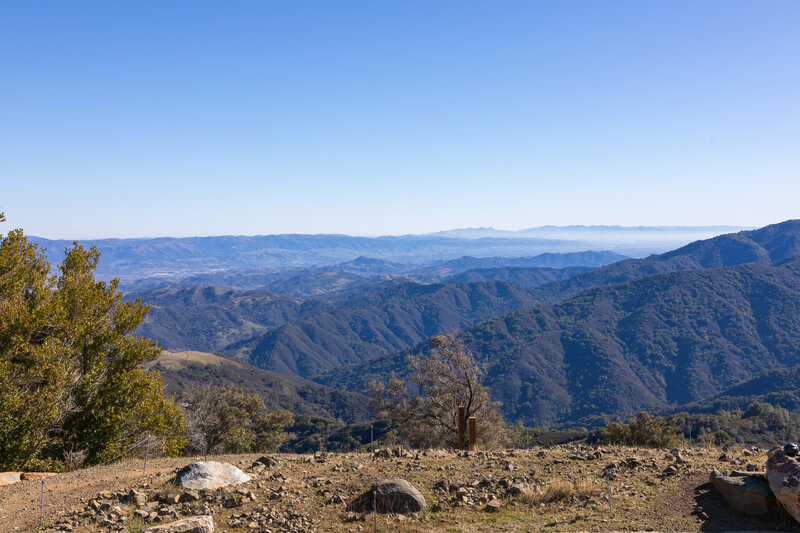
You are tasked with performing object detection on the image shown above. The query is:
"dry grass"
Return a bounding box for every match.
[520,478,602,506]
[574,478,603,499]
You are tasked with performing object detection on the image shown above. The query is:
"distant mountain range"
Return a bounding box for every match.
[319,221,800,426]
[125,250,623,296]
[30,225,742,286]
[120,220,800,430]
[430,225,749,248]
[132,255,615,354]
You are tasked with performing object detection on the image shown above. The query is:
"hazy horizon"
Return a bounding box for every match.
[20,223,753,241]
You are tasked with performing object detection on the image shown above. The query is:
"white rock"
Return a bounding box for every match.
[174,462,250,491]
[143,515,214,532]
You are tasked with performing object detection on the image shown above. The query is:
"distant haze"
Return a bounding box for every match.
[430,225,750,251]
[27,224,751,287]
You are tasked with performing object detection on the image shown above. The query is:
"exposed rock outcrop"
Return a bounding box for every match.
[710,470,774,515]
[766,446,800,522]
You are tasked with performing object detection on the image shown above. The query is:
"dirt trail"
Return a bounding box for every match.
[0,454,260,532]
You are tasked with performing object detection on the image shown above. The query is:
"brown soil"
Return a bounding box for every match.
[0,454,261,532]
[0,446,796,533]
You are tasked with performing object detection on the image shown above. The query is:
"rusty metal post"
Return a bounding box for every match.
[468,416,477,451]
[457,406,466,450]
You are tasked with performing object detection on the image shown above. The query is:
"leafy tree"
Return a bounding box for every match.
[0,224,184,470]
[180,385,293,455]
[368,335,506,449]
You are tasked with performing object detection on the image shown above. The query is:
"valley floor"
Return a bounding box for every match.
[0,445,796,533]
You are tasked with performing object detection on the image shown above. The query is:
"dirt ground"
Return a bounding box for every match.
[0,454,261,532]
[0,445,796,533]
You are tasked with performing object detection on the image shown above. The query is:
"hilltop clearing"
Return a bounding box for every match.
[1,445,793,533]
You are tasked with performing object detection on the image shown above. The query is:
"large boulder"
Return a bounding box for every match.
[710,470,774,515]
[767,446,800,523]
[144,515,214,532]
[346,478,426,513]
[174,462,250,491]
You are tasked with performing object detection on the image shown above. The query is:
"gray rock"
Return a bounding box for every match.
[767,446,800,523]
[710,470,774,515]
[507,483,526,496]
[179,491,199,503]
[346,478,427,513]
[143,515,214,532]
[253,455,277,468]
[174,462,251,491]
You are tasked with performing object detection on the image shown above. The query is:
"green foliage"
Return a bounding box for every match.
[712,430,733,446]
[508,426,588,447]
[600,412,683,448]
[180,385,293,454]
[0,228,184,470]
[282,416,391,453]
[668,401,800,447]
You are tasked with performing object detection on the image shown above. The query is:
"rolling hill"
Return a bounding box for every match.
[132,286,324,353]
[680,365,800,415]
[444,265,593,286]
[149,351,370,423]
[133,265,595,358]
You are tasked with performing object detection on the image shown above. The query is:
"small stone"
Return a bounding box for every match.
[485,500,503,512]
[179,491,199,503]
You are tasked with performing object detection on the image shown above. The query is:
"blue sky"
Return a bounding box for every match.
[1,1,798,238]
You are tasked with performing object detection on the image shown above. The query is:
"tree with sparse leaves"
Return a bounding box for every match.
[368,335,506,449]
[180,384,293,455]
[0,217,185,470]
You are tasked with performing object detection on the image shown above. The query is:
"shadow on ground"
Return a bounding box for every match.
[695,481,800,532]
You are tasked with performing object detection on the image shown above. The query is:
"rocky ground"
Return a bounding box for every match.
[1,444,798,533]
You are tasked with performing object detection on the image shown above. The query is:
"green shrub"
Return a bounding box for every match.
[600,411,682,448]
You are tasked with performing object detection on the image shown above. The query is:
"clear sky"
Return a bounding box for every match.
[1,1,798,238]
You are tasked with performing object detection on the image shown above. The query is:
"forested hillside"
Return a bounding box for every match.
[228,280,545,377]
[134,286,317,352]
[323,257,800,426]
[149,351,371,423]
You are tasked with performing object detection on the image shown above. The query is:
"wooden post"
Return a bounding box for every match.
[468,416,477,451]
[457,406,466,450]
